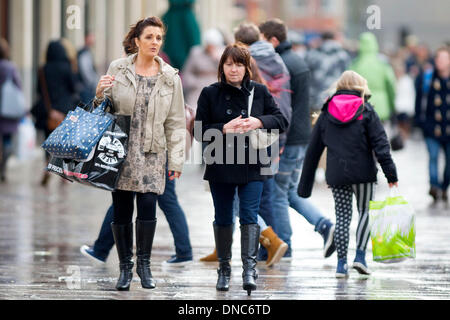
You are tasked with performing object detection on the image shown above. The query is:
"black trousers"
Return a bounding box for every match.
[111,190,157,224]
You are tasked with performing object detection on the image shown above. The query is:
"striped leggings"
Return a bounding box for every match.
[330,183,375,260]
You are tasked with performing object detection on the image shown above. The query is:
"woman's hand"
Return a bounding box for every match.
[223,116,263,134]
[223,115,243,134]
[168,171,181,181]
[235,117,263,133]
[389,182,398,188]
[96,75,115,98]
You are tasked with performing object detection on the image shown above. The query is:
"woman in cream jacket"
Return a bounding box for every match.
[94,17,185,291]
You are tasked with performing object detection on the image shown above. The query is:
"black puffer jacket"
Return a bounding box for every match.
[195,78,288,184]
[298,90,398,198]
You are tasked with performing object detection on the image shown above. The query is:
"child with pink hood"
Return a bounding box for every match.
[298,71,399,278]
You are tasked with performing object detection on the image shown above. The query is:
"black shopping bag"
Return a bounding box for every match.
[389,117,404,151]
[390,133,404,151]
[46,115,131,191]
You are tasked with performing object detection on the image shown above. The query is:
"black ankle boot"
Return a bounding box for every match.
[111,222,134,291]
[136,219,157,289]
[214,223,234,291]
[241,224,260,296]
[429,187,440,203]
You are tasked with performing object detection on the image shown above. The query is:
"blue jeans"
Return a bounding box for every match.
[92,204,115,261]
[158,174,193,259]
[233,178,275,227]
[0,134,13,179]
[258,178,276,228]
[425,137,450,191]
[272,144,328,250]
[209,181,264,226]
[92,166,193,260]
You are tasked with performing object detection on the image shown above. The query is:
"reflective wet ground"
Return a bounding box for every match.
[1,134,450,300]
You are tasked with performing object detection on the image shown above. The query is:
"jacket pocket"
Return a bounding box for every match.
[153,123,167,151]
[159,88,174,115]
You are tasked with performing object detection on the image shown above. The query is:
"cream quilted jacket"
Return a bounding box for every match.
[98,53,186,173]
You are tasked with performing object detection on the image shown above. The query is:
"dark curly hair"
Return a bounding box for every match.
[122,17,166,55]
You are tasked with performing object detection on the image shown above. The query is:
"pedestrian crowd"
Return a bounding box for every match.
[0,14,449,295]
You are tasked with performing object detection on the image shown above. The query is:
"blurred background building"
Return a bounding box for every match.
[0,0,449,110]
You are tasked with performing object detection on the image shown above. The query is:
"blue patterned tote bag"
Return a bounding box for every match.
[46,114,131,191]
[42,98,114,161]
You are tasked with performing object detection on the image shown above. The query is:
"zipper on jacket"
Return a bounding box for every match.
[149,78,162,151]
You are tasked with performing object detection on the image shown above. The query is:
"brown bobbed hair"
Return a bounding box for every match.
[123,16,166,55]
[218,43,253,82]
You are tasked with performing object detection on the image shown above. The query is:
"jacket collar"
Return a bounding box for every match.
[323,90,371,106]
[120,53,179,89]
[275,41,292,55]
[219,74,253,96]
[334,89,364,98]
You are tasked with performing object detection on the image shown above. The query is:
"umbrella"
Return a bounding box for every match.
[162,0,201,70]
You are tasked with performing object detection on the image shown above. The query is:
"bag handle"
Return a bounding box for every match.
[389,186,400,198]
[92,97,112,114]
[75,97,111,114]
[38,67,53,114]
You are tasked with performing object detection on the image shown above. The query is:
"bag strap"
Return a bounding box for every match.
[247,87,255,116]
[38,67,53,113]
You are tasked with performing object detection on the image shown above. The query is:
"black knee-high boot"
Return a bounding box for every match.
[241,224,260,296]
[136,219,157,289]
[214,223,234,291]
[111,222,134,291]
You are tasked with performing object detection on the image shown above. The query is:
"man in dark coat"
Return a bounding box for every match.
[259,19,336,259]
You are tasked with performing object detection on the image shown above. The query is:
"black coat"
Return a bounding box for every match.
[298,90,398,198]
[39,41,79,114]
[195,79,288,184]
[276,41,311,146]
[415,69,450,142]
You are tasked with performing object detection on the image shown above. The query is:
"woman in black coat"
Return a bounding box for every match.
[36,40,79,186]
[414,47,450,203]
[195,44,288,295]
[298,71,398,279]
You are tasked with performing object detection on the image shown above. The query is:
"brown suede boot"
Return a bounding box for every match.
[259,226,288,267]
[429,187,440,204]
[199,249,218,262]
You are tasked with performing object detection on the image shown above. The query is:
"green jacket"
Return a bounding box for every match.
[350,32,396,121]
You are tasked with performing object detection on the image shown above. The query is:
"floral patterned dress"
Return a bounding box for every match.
[116,74,166,194]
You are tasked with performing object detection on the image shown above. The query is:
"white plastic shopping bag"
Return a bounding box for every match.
[368,188,416,263]
[15,116,36,161]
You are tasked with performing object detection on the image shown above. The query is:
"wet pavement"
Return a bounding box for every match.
[1,131,450,301]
